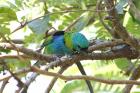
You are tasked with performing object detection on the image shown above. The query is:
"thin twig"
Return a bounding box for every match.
[0,35,23,60]
[19,48,44,93]
[96,0,117,38]
[0,43,55,63]
[0,79,9,93]
[0,54,31,60]
[123,64,140,93]
[0,68,30,82]
[64,16,81,32]
[11,9,111,34]
[31,66,140,85]
[19,73,38,93]
[105,0,139,49]
[45,65,70,93]
[8,69,25,89]
[1,39,24,44]
[88,39,125,52]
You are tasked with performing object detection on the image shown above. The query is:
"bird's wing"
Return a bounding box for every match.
[41,36,53,48]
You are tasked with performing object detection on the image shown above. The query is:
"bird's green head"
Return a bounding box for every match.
[72,32,89,52]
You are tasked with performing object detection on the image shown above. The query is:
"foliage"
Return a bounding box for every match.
[0,0,140,93]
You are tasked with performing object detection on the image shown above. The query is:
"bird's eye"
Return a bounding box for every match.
[78,45,81,48]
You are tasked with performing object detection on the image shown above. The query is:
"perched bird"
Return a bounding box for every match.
[42,31,94,93]
[42,31,72,56]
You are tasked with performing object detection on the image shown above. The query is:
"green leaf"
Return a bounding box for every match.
[129,0,140,24]
[73,12,92,32]
[5,0,20,11]
[133,0,140,10]
[124,12,140,38]
[28,15,50,34]
[77,0,87,9]
[0,6,17,23]
[58,12,81,30]
[114,58,131,71]
[47,0,77,6]
[94,20,112,39]
[0,47,11,53]
[0,26,10,35]
[24,33,44,46]
[15,0,23,9]
[61,80,90,93]
[6,59,30,71]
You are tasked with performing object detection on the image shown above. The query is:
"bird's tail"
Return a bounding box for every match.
[76,62,94,93]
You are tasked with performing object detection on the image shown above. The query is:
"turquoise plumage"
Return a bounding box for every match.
[64,31,89,52]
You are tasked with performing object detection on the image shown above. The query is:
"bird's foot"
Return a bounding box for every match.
[52,55,61,61]
[61,55,72,60]
[61,56,68,60]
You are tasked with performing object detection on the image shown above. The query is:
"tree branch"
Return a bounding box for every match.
[45,65,70,93]
[0,54,31,60]
[0,80,8,93]
[11,9,107,34]
[31,66,140,85]
[0,68,30,82]
[105,0,139,49]
[64,16,81,32]
[0,43,55,63]
[1,39,24,44]
[88,39,125,52]
[123,64,140,93]
[96,0,116,37]
[0,40,139,69]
